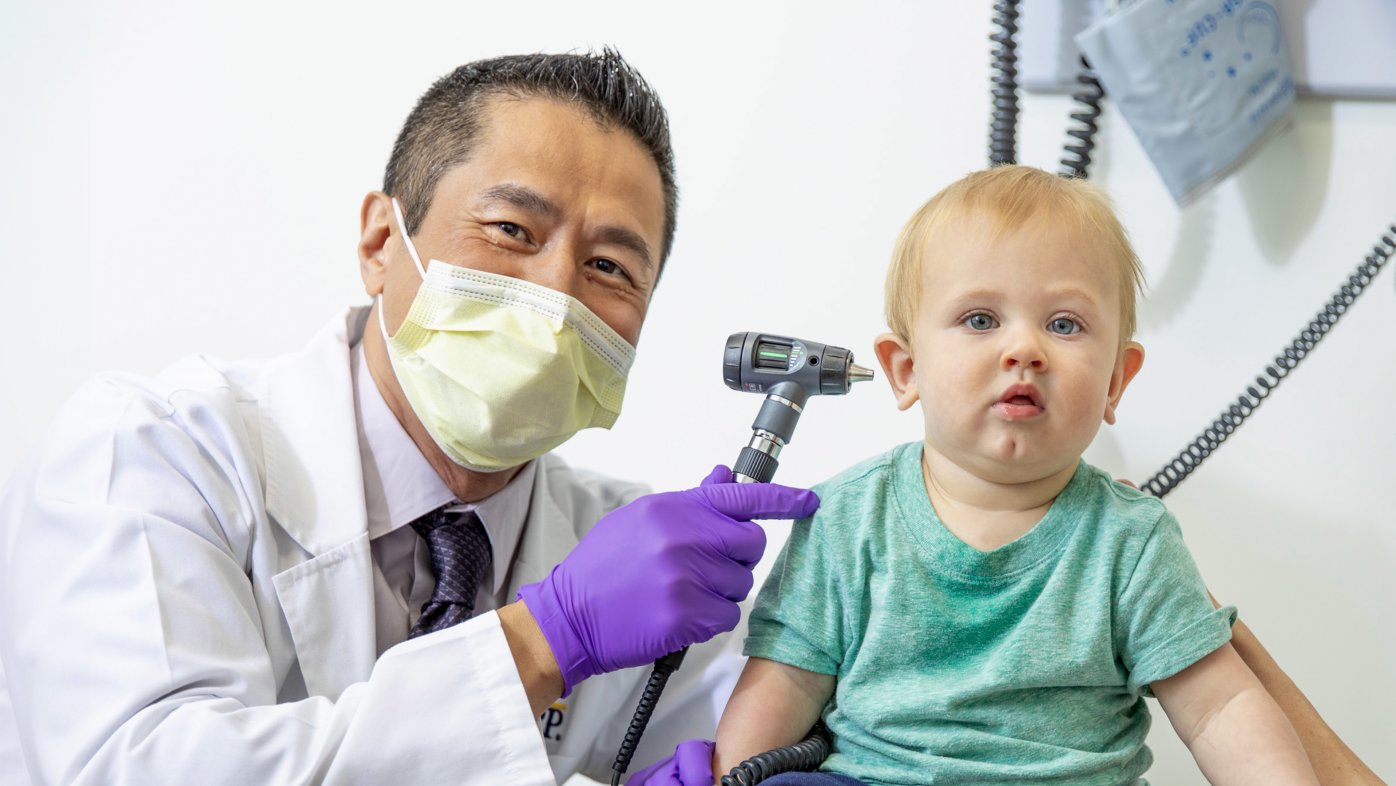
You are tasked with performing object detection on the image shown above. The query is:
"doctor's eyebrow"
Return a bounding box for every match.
[595,226,654,272]
[479,183,561,220]
[477,183,654,272]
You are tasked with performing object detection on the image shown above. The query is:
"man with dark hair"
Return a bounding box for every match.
[0,49,817,785]
[386,50,679,263]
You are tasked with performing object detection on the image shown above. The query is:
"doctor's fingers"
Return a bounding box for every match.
[674,739,717,786]
[666,579,744,637]
[692,481,820,523]
[686,509,767,568]
[699,464,734,487]
[619,492,768,566]
[673,542,757,603]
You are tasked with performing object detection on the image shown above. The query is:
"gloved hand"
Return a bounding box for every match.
[626,739,716,785]
[518,465,819,695]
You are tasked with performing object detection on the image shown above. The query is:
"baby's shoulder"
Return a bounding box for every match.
[812,441,918,496]
[801,442,922,530]
[1070,460,1177,540]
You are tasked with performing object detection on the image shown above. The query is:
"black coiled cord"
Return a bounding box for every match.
[988,0,1022,166]
[611,649,687,786]
[1141,224,1396,498]
[720,722,833,786]
[1058,56,1104,179]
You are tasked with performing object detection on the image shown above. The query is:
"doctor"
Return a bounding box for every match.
[0,50,818,785]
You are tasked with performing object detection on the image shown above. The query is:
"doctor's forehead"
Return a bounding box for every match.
[421,98,663,212]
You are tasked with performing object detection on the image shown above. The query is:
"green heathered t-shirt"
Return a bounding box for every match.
[745,442,1236,786]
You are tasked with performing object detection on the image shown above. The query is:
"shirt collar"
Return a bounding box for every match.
[352,342,535,594]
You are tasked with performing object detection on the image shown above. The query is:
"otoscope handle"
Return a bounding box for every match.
[656,648,688,671]
[733,447,777,484]
[732,382,807,484]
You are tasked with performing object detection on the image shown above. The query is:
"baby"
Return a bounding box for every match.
[713,166,1317,785]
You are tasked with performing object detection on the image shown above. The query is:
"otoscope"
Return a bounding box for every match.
[609,331,873,786]
[722,332,875,483]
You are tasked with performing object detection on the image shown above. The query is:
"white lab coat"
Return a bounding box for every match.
[0,307,743,785]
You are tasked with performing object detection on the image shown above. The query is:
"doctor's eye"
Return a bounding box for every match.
[964,313,998,331]
[592,258,623,276]
[493,222,531,243]
[587,257,638,287]
[1048,317,1081,335]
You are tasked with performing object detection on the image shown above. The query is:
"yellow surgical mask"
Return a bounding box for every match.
[378,198,635,472]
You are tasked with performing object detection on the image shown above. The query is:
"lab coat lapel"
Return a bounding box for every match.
[507,458,581,596]
[259,308,369,556]
[261,307,378,697]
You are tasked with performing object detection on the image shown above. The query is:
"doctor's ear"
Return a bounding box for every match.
[874,332,920,411]
[359,191,394,297]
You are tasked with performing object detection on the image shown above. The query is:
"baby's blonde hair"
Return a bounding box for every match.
[885,165,1145,345]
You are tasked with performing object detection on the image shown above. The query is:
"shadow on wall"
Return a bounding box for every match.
[1138,96,1335,333]
[1136,188,1216,335]
[1237,100,1334,267]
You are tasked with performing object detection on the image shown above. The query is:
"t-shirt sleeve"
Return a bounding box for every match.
[1115,510,1237,694]
[743,509,845,676]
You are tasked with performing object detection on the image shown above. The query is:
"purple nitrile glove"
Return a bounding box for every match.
[626,739,716,785]
[517,465,819,695]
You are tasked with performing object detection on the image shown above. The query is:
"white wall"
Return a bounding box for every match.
[2,1,1392,782]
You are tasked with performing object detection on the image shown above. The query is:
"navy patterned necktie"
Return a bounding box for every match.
[408,507,493,639]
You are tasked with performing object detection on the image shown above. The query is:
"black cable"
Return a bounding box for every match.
[1058,56,1104,179]
[720,722,833,786]
[988,0,1022,166]
[610,649,687,786]
[1142,223,1396,498]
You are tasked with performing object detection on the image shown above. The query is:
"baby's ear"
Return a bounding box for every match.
[1104,341,1145,425]
[874,332,920,411]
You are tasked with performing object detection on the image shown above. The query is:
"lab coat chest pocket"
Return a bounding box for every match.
[271,534,377,700]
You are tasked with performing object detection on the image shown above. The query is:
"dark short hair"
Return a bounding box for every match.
[383,48,677,268]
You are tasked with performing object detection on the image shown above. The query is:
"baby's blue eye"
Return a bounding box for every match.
[1049,317,1080,335]
[965,313,997,331]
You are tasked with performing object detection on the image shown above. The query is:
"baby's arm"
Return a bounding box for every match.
[1154,642,1319,785]
[1215,595,1383,784]
[713,656,835,781]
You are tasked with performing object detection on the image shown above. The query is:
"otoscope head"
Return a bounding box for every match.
[723,332,873,483]
[723,332,874,398]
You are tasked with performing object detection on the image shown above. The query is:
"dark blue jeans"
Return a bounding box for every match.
[758,773,867,786]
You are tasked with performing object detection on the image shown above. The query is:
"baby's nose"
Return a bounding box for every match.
[1001,332,1048,371]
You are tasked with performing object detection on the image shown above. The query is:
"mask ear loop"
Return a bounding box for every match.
[391,197,428,279]
[376,293,394,340]
[379,197,428,340]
